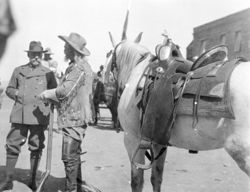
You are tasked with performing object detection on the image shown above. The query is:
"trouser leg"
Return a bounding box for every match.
[76,158,83,192]
[0,123,28,190]
[29,152,41,191]
[0,157,18,190]
[28,125,45,191]
[93,102,99,124]
[90,97,96,123]
[62,135,82,192]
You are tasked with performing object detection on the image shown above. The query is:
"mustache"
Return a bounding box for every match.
[31,57,41,62]
[30,58,41,65]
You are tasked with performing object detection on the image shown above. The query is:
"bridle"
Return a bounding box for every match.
[110,42,123,82]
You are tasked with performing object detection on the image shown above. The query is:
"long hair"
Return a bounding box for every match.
[116,41,149,90]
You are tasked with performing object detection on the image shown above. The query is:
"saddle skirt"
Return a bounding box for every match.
[177,58,243,119]
[138,59,188,145]
[138,57,242,146]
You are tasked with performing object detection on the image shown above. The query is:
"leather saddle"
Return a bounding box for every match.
[138,56,243,146]
[191,45,228,70]
[177,58,244,121]
[137,58,191,145]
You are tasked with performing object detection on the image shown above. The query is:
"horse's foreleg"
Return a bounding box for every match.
[225,134,250,176]
[125,134,145,192]
[151,145,167,192]
[131,163,144,192]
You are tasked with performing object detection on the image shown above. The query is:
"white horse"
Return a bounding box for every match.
[106,36,250,192]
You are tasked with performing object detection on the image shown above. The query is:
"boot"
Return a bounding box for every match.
[28,153,41,191]
[64,160,78,192]
[62,136,81,192]
[0,157,18,191]
[76,160,83,192]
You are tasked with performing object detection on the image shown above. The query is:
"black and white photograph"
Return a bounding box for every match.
[0,0,250,191]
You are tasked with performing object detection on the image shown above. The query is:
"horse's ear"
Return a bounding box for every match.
[121,10,129,40]
[108,31,116,48]
[134,32,143,43]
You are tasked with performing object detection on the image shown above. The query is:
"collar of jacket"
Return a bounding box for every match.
[19,63,49,77]
[66,60,88,73]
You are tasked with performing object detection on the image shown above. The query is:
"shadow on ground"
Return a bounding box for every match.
[0,166,102,192]
[91,117,115,131]
[0,166,65,192]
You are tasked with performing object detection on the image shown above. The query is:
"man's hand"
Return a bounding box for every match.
[38,89,59,102]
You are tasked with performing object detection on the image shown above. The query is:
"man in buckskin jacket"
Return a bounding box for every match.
[0,41,57,191]
[39,32,93,192]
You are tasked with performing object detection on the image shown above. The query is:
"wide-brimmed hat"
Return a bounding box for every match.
[58,32,90,56]
[44,47,53,55]
[25,41,46,52]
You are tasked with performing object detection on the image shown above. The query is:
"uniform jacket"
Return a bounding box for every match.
[56,60,93,128]
[6,63,57,125]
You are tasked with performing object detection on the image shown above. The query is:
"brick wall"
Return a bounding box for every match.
[187,8,250,61]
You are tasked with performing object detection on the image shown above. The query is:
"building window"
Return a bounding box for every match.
[200,40,207,54]
[220,34,226,45]
[234,31,242,52]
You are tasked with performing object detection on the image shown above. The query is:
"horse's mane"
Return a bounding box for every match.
[117,41,149,89]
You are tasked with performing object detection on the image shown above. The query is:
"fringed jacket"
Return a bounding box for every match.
[56,60,93,128]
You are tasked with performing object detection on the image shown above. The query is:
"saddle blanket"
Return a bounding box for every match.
[176,58,242,119]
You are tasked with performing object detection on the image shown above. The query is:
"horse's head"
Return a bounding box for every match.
[108,39,150,94]
[103,25,146,94]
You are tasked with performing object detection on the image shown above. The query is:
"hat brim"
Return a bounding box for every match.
[58,35,91,56]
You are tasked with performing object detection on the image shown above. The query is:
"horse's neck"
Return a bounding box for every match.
[118,54,152,91]
[118,65,134,90]
[120,54,152,93]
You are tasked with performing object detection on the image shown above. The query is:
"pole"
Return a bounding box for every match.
[36,104,54,192]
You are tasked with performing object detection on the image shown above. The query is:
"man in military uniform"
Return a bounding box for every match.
[0,41,57,191]
[39,32,93,192]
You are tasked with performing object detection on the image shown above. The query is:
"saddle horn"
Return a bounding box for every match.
[108,31,116,48]
[134,32,143,43]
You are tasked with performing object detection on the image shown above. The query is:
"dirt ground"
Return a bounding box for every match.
[0,96,249,192]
